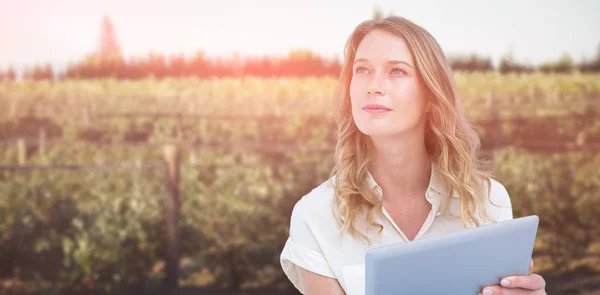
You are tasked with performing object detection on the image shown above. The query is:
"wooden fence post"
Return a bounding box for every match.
[39,128,47,163]
[163,144,181,293]
[189,150,198,165]
[17,138,26,165]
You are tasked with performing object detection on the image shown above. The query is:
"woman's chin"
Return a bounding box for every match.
[356,127,397,138]
[356,123,419,139]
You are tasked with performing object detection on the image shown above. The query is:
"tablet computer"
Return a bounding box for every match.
[365,215,539,295]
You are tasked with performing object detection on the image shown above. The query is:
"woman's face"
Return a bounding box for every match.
[349,29,430,139]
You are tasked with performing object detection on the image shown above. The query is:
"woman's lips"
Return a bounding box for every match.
[362,104,391,114]
[363,108,391,114]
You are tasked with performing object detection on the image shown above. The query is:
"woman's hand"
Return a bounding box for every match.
[479,259,546,295]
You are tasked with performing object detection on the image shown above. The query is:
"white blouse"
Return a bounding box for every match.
[279,161,513,295]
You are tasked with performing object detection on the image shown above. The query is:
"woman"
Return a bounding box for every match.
[279,16,546,295]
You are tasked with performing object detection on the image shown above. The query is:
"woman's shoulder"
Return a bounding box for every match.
[482,177,513,222]
[290,176,338,224]
[486,177,511,203]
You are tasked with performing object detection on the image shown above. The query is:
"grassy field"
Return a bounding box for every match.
[0,73,599,294]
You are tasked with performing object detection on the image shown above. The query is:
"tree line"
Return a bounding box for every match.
[1,13,599,81]
[2,48,600,82]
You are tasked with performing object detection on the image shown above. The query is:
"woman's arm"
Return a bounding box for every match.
[296,265,346,295]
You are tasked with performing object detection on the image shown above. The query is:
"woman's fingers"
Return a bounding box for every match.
[529,259,534,274]
[500,274,546,290]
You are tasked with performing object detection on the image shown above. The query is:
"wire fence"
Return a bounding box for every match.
[0,139,334,292]
[1,104,599,292]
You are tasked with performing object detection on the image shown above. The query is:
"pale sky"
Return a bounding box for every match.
[1,0,599,73]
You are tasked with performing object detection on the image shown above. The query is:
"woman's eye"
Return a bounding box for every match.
[355,66,369,74]
[390,68,407,76]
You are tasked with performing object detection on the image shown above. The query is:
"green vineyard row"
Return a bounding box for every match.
[0,145,598,292]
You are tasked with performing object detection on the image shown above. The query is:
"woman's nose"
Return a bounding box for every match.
[367,73,385,96]
[368,86,384,96]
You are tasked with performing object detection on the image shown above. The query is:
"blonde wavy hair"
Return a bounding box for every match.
[328,16,496,245]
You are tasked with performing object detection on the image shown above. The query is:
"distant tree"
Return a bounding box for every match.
[0,66,17,81]
[188,51,211,78]
[283,49,332,77]
[6,66,16,81]
[168,54,188,77]
[61,16,127,79]
[499,53,516,74]
[97,16,124,63]
[539,52,575,73]
[0,67,9,81]
[556,53,574,72]
[23,64,53,80]
[579,42,600,72]
[373,7,384,20]
[448,53,493,72]
[498,51,533,74]
[145,51,168,78]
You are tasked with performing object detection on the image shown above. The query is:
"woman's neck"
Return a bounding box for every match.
[368,134,431,202]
